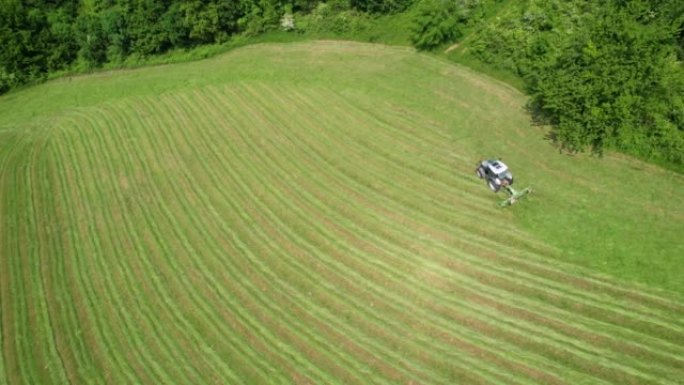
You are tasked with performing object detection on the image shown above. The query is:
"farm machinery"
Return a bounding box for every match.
[475,159,532,207]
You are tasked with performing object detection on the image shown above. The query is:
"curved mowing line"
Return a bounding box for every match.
[276,84,684,315]
[148,94,366,382]
[152,94,392,384]
[138,107,342,384]
[236,124,668,382]
[28,133,73,385]
[182,91,524,382]
[9,132,59,382]
[61,109,227,382]
[276,85,503,215]
[91,103,274,384]
[234,83,524,249]
[44,134,123,384]
[0,131,27,385]
[66,111,217,385]
[269,85,516,235]
[215,82,640,324]
[260,86,684,356]
[7,44,683,385]
[262,87,684,336]
[125,97,350,384]
[268,160,684,380]
[104,84,528,384]
[236,82,684,332]
[98,105,264,385]
[244,85,559,262]
[99,98,288,380]
[242,89,684,380]
[270,87,684,378]
[203,82,684,382]
[3,133,41,385]
[40,141,95,385]
[115,94,304,382]
[216,95,644,384]
[170,91,512,384]
[40,146,84,385]
[162,91,470,384]
[101,101,267,385]
[53,119,163,385]
[76,113,197,385]
[186,88,604,384]
[10,128,77,385]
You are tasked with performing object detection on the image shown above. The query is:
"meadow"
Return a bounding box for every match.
[1,41,683,384]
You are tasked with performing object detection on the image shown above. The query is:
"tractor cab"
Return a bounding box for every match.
[475,158,532,206]
[476,159,513,192]
[485,160,510,180]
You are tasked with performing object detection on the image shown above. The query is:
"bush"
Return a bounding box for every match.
[469,0,576,77]
[528,2,684,161]
[410,0,493,51]
[466,0,684,167]
[238,1,283,37]
[349,0,414,14]
[410,0,462,50]
[299,1,371,35]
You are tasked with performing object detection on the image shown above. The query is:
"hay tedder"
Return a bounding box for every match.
[475,159,532,207]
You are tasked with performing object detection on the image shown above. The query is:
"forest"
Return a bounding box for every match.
[1,0,683,167]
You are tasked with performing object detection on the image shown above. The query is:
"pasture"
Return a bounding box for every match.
[1,41,683,384]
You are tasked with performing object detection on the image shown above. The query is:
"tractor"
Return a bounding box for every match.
[476,159,513,192]
[476,159,532,206]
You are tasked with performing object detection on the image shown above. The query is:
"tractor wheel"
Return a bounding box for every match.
[488,180,500,192]
[476,168,484,178]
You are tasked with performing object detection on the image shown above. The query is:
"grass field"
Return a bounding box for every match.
[1,41,683,385]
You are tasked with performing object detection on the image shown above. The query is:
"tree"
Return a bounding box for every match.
[349,0,413,14]
[410,0,489,50]
[529,1,684,160]
[75,13,108,67]
[0,0,55,89]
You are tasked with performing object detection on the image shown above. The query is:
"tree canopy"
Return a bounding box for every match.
[2,0,683,168]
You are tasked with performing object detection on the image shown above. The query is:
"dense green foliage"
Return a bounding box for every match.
[0,0,318,92]
[464,0,684,165]
[2,0,684,168]
[349,0,412,13]
[409,0,495,50]
[409,0,462,50]
[296,0,373,35]
[529,2,684,161]
[0,0,409,94]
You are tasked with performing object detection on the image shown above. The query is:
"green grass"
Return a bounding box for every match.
[442,51,527,92]
[1,41,683,385]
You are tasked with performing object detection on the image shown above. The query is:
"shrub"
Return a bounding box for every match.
[410,0,493,51]
[528,2,684,161]
[410,0,463,50]
[349,0,414,14]
[299,1,371,35]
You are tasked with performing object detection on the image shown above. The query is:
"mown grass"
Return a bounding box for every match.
[1,41,683,385]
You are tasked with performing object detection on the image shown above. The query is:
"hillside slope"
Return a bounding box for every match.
[1,41,683,385]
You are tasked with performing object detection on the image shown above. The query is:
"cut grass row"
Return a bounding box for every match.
[80,85,684,380]
[171,87,561,384]
[34,83,680,382]
[244,84,683,322]
[206,88,580,384]
[164,88,454,382]
[1,87,680,380]
[56,107,271,384]
[2,44,682,295]
[211,83,680,380]
[2,42,683,385]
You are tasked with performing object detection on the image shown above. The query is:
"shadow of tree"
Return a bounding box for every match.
[523,100,578,156]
